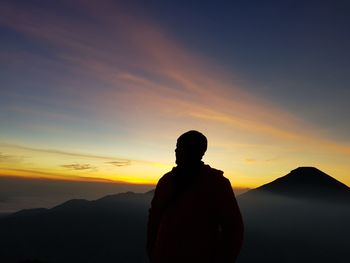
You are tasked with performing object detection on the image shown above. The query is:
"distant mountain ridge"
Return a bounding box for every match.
[243,166,350,203]
[1,167,350,263]
[1,191,152,263]
[9,191,152,218]
[7,167,350,218]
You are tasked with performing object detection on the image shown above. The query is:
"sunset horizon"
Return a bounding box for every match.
[1,0,350,200]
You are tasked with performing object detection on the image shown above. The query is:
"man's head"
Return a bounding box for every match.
[175,130,207,166]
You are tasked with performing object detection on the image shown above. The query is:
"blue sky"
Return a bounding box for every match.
[143,0,350,139]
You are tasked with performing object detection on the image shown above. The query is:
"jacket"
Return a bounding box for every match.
[147,163,244,263]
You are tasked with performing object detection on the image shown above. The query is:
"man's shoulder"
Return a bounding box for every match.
[158,164,228,184]
[202,164,232,185]
[158,168,176,183]
[202,164,224,178]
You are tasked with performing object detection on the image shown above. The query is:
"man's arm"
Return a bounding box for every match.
[216,177,244,263]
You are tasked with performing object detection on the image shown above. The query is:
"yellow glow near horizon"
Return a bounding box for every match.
[0,144,170,185]
[1,143,349,189]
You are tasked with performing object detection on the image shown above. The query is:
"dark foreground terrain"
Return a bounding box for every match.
[1,167,350,263]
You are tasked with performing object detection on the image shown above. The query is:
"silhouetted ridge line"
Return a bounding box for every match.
[52,199,90,211]
[145,189,155,195]
[4,191,152,219]
[96,191,137,201]
[245,166,350,202]
[0,190,151,263]
[10,208,48,218]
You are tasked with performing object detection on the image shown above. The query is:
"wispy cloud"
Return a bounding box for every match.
[244,157,279,164]
[107,161,131,167]
[0,143,130,162]
[0,152,26,163]
[0,168,115,183]
[0,153,12,161]
[61,163,97,171]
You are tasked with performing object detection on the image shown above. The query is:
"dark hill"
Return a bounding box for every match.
[237,167,350,262]
[0,191,152,263]
[242,166,350,202]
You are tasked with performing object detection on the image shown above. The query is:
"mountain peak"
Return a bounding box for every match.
[290,166,330,177]
[249,167,350,202]
[292,166,323,173]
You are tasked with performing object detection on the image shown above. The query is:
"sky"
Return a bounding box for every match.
[1,0,350,201]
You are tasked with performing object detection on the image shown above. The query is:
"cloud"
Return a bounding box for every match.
[61,163,97,171]
[0,143,131,162]
[107,161,131,167]
[244,158,256,164]
[265,157,279,162]
[0,152,26,163]
[1,168,115,183]
[244,157,279,164]
[0,195,10,203]
[0,153,12,161]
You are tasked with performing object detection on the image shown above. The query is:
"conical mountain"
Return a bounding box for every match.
[243,167,350,202]
[238,167,350,263]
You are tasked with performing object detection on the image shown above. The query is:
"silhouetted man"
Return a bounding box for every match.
[147,130,244,263]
